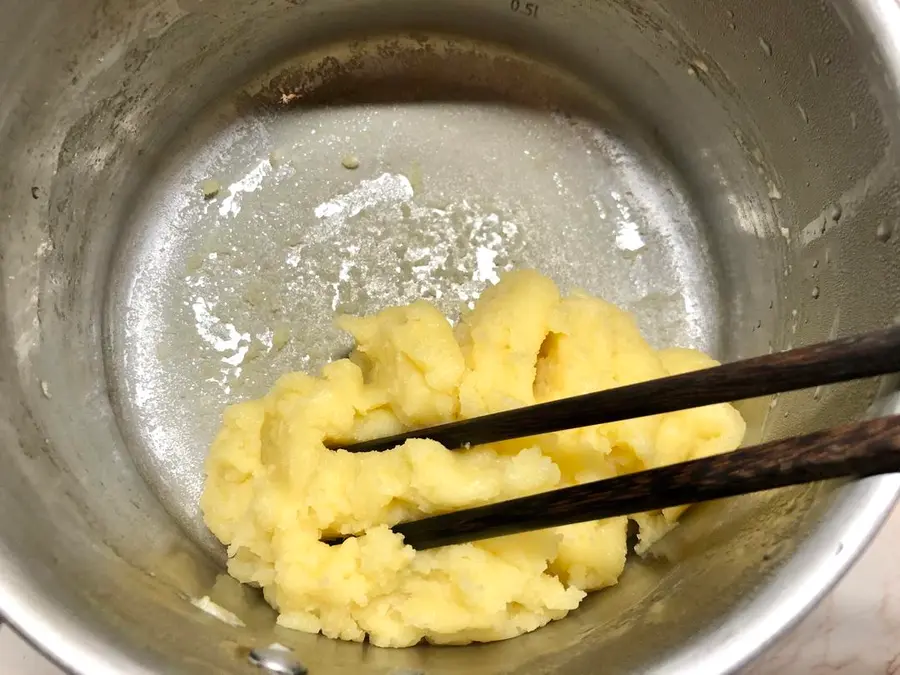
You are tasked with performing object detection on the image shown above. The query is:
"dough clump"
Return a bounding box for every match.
[202,270,745,647]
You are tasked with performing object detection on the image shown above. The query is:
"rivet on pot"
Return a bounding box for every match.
[248,645,308,675]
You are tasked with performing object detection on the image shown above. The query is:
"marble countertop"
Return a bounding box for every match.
[746,504,900,675]
[3,505,899,674]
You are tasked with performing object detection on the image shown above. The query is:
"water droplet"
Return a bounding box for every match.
[813,385,823,401]
[876,221,893,242]
[828,202,842,222]
[811,286,820,299]
[769,397,778,409]
[809,54,819,77]
[812,259,819,268]
[797,104,809,124]
[759,37,773,57]
[850,111,858,130]
[40,381,51,399]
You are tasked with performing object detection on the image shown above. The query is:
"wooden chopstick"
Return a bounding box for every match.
[335,326,900,454]
[325,415,900,550]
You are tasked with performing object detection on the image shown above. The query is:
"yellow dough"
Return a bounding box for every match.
[201,270,746,647]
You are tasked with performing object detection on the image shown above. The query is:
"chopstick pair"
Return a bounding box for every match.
[325,326,900,550]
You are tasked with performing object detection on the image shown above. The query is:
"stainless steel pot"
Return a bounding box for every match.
[1,0,899,673]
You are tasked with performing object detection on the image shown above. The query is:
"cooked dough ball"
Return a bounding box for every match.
[202,270,745,647]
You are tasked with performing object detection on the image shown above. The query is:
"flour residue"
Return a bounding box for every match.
[314,172,414,222]
[611,190,646,253]
[191,297,249,360]
[219,159,273,217]
[178,163,528,397]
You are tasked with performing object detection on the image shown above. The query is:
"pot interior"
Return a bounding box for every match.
[1,1,899,674]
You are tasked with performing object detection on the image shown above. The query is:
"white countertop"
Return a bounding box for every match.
[4,505,899,674]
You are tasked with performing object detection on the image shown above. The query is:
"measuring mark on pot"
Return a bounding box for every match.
[508,0,540,19]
